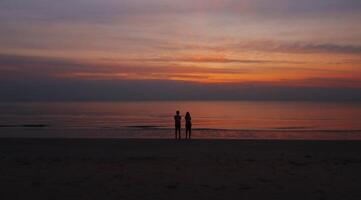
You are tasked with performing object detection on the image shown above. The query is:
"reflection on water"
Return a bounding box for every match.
[0,101,360,139]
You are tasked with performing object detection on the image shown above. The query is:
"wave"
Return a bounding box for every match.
[1,124,360,133]
[0,124,49,128]
[116,126,361,133]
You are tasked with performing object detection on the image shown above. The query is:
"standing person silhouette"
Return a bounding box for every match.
[174,111,181,140]
[185,112,192,139]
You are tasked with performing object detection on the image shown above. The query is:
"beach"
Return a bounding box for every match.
[2,0,361,199]
[1,138,360,200]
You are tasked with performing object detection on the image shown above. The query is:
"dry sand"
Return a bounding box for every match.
[0,138,361,200]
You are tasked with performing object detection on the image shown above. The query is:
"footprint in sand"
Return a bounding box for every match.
[213,185,227,191]
[257,177,273,183]
[166,182,179,189]
[200,184,210,188]
[238,185,253,190]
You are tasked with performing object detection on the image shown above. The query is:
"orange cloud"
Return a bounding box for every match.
[1,53,360,88]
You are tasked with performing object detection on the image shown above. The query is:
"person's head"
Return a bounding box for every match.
[176,110,180,115]
[186,112,190,117]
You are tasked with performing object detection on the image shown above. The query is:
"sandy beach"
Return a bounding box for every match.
[1,138,360,200]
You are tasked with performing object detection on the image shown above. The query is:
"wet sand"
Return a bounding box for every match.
[1,138,361,200]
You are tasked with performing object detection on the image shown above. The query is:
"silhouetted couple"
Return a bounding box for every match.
[174,110,192,140]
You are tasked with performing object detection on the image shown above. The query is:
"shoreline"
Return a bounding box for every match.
[1,128,361,140]
[2,136,361,141]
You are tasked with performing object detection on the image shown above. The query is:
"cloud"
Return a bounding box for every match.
[123,56,306,64]
[232,41,361,54]
[117,38,361,56]
[1,53,352,84]
[0,1,360,101]
[1,54,360,101]
[252,77,361,88]
[1,78,360,101]
[1,0,359,24]
[1,1,360,59]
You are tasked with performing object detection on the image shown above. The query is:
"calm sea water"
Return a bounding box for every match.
[0,101,360,139]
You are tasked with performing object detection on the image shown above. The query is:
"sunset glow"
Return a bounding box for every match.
[0,0,360,100]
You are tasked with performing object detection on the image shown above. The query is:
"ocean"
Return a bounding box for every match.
[0,101,360,140]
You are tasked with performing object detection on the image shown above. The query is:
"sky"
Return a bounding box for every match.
[0,0,360,101]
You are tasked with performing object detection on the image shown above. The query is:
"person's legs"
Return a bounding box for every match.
[189,127,191,139]
[186,126,191,139]
[175,126,181,140]
[175,127,177,139]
